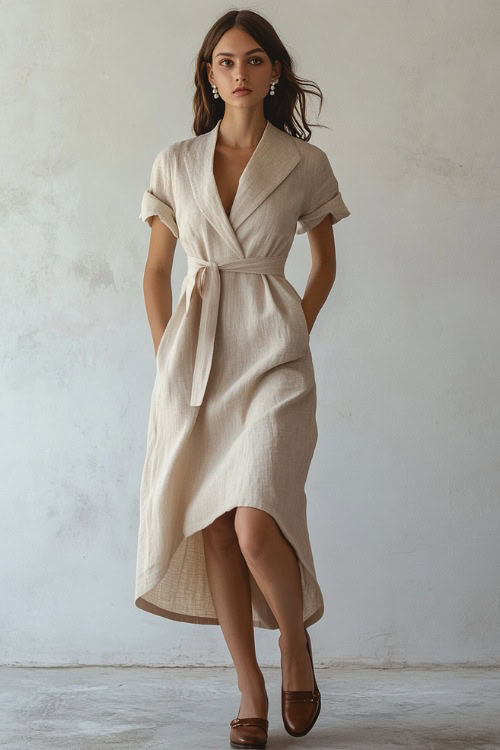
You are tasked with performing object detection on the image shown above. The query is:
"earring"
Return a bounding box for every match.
[269,78,278,96]
[211,83,219,99]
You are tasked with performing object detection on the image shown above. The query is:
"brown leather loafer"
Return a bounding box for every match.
[281,626,321,737]
[229,691,269,748]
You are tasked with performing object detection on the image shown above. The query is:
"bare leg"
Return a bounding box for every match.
[202,509,268,719]
[234,507,315,692]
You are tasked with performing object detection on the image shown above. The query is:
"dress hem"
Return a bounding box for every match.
[135,502,325,630]
[135,595,324,630]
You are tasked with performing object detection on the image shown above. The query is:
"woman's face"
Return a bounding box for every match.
[207,28,280,108]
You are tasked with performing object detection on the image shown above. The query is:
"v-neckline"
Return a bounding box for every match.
[183,117,302,260]
[210,119,270,221]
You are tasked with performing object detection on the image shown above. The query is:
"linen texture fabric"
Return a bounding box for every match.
[136,118,350,629]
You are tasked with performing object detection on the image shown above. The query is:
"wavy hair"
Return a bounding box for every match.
[191,8,326,140]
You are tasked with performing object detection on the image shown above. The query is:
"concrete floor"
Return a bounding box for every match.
[1,666,500,749]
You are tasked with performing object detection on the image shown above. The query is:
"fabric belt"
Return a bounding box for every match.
[184,254,287,407]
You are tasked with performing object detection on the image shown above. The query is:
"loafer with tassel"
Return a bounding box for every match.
[229,690,269,748]
[281,626,321,737]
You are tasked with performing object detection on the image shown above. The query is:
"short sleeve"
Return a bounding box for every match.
[296,148,351,235]
[139,149,179,238]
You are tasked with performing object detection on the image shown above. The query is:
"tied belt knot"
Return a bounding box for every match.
[184,254,286,407]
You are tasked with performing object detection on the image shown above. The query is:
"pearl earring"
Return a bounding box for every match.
[269,78,278,96]
[211,83,219,99]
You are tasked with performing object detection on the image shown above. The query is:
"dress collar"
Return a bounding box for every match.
[184,119,302,259]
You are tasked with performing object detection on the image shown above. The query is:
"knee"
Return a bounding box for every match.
[234,508,275,562]
[202,509,238,554]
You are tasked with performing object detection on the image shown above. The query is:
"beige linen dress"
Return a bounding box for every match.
[135,118,350,629]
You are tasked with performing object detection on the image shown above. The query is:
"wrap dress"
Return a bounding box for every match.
[135,118,350,629]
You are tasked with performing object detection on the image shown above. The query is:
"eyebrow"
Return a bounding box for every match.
[215,48,265,58]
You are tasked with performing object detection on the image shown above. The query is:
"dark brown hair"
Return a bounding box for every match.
[191,8,326,140]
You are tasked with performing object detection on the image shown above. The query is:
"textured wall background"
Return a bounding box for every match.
[1,0,499,666]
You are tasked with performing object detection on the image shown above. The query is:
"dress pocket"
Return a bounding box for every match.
[155,316,174,369]
[297,299,310,339]
[286,282,310,341]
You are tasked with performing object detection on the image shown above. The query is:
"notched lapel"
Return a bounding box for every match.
[183,119,302,258]
[230,121,301,232]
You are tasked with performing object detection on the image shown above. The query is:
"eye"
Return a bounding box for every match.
[219,57,263,66]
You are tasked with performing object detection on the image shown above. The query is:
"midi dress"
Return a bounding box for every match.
[135,118,350,629]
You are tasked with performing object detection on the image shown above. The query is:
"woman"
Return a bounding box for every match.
[136,9,350,748]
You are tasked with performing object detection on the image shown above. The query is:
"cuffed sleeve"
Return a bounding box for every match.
[296,148,351,235]
[139,149,179,238]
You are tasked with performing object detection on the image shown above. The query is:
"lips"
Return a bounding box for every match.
[234,88,251,93]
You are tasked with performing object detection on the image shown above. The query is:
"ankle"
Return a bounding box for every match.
[278,630,307,654]
[237,669,266,695]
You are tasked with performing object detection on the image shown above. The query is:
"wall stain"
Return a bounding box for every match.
[72,256,115,291]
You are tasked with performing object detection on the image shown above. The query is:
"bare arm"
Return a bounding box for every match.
[301,215,337,334]
[143,215,177,357]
